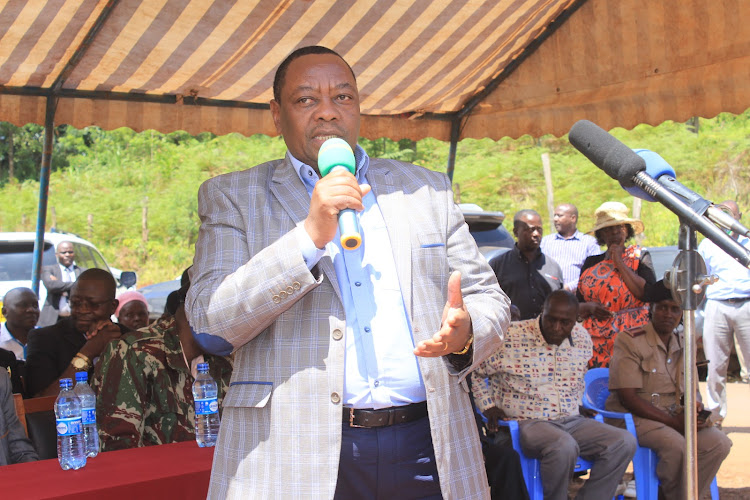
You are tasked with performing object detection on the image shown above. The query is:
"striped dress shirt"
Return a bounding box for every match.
[540,231,601,291]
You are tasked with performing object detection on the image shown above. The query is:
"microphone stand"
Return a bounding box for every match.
[663,222,718,500]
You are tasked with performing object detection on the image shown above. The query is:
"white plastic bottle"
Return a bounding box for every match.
[74,371,100,457]
[55,378,86,470]
[192,362,220,447]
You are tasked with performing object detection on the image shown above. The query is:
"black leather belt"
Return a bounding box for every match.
[343,401,428,428]
[722,297,750,304]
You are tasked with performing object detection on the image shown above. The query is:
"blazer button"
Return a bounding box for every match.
[279,291,287,299]
[331,393,341,404]
[286,286,294,294]
[293,281,301,290]
[332,329,343,341]
[272,295,281,304]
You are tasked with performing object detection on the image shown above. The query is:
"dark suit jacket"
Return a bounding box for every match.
[38,263,82,327]
[24,317,129,397]
[0,348,24,395]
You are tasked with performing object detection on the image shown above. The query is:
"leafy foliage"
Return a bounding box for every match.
[1,110,749,285]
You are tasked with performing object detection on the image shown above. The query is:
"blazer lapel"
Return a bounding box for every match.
[269,157,343,304]
[367,162,414,325]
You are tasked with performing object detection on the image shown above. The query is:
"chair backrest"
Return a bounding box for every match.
[12,393,28,436]
[23,395,58,460]
[583,367,611,412]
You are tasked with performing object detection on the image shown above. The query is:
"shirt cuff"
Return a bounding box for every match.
[298,226,326,270]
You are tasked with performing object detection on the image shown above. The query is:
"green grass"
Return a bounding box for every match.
[1,111,749,285]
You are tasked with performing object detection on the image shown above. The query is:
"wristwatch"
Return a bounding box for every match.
[71,353,92,371]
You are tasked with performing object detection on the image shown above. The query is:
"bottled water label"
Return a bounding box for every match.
[81,408,96,425]
[56,417,83,436]
[195,397,219,415]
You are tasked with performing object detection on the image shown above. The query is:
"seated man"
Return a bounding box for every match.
[0,368,38,465]
[25,269,126,397]
[606,281,732,500]
[93,276,232,451]
[472,290,636,500]
[1,286,40,360]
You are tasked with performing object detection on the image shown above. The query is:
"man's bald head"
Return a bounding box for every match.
[719,200,740,220]
[2,287,39,334]
[74,268,117,299]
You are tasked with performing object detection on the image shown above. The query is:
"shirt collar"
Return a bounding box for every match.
[554,230,583,241]
[289,144,370,192]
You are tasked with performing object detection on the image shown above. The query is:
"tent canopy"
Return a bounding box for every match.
[2,0,747,142]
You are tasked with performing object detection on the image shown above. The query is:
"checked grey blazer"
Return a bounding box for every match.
[186,156,510,499]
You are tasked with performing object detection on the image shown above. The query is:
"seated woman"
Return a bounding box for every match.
[606,281,732,500]
[115,291,150,331]
[577,202,656,367]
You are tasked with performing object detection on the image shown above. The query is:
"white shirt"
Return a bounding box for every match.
[0,323,25,360]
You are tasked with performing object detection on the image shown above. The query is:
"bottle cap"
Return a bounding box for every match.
[59,378,72,388]
[197,362,209,372]
[75,371,88,382]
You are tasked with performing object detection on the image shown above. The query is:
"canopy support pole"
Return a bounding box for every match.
[31,96,57,296]
[447,118,461,182]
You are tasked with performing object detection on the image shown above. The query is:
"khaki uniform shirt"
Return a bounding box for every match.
[606,322,695,434]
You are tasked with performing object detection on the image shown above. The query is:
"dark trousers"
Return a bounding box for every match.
[483,437,530,500]
[334,416,442,500]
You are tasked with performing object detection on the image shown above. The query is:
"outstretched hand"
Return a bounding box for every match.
[414,271,472,357]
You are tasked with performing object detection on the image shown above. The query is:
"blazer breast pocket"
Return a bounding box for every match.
[223,381,273,408]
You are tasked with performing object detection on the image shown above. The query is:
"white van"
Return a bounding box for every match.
[0,232,136,321]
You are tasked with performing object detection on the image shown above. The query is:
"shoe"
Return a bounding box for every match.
[623,479,637,498]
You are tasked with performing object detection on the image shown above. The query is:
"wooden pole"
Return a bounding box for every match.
[542,153,555,233]
[632,198,644,245]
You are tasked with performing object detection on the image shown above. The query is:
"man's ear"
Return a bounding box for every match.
[111,299,119,316]
[270,99,282,135]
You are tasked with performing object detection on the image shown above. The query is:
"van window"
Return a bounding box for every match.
[90,248,110,271]
[72,243,97,271]
[0,242,56,281]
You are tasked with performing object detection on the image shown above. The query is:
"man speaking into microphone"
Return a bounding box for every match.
[186,46,510,499]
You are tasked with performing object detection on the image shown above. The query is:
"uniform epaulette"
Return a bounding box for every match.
[626,326,647,337]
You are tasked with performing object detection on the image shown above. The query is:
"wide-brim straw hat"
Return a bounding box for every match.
[588,201,645,235]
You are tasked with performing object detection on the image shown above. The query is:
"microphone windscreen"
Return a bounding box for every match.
[318,138,356,177]
[569,120,645,188]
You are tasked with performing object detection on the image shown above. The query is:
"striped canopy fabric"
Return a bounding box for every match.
[0,0,748,141]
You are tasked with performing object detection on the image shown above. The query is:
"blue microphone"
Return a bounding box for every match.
[317,138,362,250]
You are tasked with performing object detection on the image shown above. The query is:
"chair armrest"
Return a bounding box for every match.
[496,419,523,454]
[591,409,638,438]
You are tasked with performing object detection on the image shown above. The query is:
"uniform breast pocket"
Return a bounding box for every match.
[639,357,673,391]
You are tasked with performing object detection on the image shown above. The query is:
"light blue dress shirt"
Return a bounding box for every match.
[698,235,750,300]
[289,147,426,409]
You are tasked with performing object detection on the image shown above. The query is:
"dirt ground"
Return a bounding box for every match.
[708,381,750,500]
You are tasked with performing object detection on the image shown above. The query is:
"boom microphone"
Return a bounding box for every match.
[568,120,750,268]
[317,138,362,250]
[625,149,750,238]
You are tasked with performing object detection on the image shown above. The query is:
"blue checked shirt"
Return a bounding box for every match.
[290,146,426,410]
[540,230,601,291]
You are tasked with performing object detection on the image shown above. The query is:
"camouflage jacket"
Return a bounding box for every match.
[92,316,233,451]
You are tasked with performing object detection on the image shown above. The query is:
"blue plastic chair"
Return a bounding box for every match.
[473,377,621,500]
[582,367,719,500]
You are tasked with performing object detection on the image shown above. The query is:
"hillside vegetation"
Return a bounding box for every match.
[1,111,749,285]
